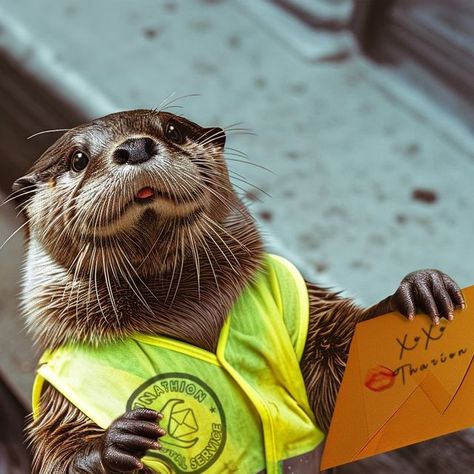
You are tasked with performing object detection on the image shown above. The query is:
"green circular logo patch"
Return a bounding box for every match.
[127,372,226,473]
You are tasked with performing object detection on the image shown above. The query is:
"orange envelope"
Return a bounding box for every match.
[321,285,474,470]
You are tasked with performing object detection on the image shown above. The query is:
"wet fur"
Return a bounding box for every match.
[18,109,466,473]
[29,289,388,473]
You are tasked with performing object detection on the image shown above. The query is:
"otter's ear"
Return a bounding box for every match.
[202,127,226,148]
[11,174,38,209]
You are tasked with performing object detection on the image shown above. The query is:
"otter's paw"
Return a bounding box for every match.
[391,270,465,325]
[101,408,166,473]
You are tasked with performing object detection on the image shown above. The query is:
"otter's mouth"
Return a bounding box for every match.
[88,184,205,235]
[134,186,199,205]
[135,186,155,201]
[134,186,161,204]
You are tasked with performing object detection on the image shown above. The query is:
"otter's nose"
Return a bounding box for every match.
[112,137,156,165]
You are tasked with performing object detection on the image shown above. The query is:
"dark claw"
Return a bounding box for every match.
[417,283,440,323]
[393,282,415,319]
[391,269,464,323]
[100,409,164,473]
[114,432,161,452]
[441,273,465,309]
[115,418,166,438]
[102,447,144,472]
[122,408,162,422]
[432,273,454,320]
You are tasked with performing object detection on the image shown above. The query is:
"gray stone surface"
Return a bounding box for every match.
[1,0,473,403]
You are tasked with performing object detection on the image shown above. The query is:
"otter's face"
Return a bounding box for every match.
[13,109,234,276]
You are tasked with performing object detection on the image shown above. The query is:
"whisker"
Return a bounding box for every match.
[1,187,36,209]
[202,213,251,254]
[187,224,201,300]
[115,245,156,312]
[225,157,275,174]
[225,146,249,158]
[153,91,177,112]
[165,226,180,303]
[103,251,120,326]
[0,219,31,250]
[27,128,70,140]
[156,93,201,113]
[229,173,271,198]
[169,229,185,307]
[93,245,109,326]
[195,222,221,297]
[201,222,237,272]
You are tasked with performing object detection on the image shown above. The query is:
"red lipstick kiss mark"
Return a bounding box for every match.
[364,365,396,392]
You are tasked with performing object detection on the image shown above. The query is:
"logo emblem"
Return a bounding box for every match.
[127,373,226,473]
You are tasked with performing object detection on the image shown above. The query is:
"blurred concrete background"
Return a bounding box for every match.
[0,0,473,472]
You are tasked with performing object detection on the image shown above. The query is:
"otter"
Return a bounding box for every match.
[12,109,464,473]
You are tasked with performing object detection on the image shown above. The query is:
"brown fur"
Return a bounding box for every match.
[24,202,263,353]
[18,109,392,473]
[302,288,392,432]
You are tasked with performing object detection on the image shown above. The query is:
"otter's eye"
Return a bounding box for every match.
[71,151,89,172]
[165,122,184,144]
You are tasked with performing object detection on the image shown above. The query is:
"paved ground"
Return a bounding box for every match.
[1,0,473,405]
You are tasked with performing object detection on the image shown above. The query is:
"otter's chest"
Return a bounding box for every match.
[33,254,325,473]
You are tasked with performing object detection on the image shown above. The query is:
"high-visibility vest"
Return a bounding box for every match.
[33,254,325,473]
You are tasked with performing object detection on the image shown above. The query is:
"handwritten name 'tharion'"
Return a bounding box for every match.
[394,347,469,385]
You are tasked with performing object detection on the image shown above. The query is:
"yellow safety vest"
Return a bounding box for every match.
[33,254,325,473]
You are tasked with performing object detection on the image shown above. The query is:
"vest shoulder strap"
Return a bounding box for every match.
[265,254,309,362]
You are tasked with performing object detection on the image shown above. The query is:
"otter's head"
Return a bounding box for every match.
[14,109,235,278]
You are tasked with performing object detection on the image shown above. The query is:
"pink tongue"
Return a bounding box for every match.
[136,187,155,199]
